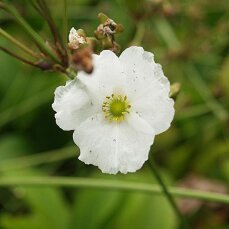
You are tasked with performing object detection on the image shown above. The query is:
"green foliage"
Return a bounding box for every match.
[71,171,176,229]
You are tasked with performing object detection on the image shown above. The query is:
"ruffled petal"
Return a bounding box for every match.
[73,114,155,174]
[52,78,94,131]
[78,50,127,106]
[119,46,170,101]
[127,112,154,135]
[132,97,175,135]
[119,46,174,134]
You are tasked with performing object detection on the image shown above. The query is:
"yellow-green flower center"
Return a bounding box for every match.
[102,94,131,122]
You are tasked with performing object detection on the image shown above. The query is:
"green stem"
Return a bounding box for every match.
[0,146,77,171]
[0,46,38,67]
[0,176,228,204]
[0,87,53,128]
[176,104,211,120]
[148,160,188,228]
[1,2,61,64]
[0,28,39,58]
[63,0,68,46]
[131,21,145,46]
[65,67,77,79]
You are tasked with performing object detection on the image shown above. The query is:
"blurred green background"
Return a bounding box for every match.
[0,0,229,228]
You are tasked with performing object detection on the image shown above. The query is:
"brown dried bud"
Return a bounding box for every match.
[71,45,93,74]
[96,19,117,38]
[95,13,124,39]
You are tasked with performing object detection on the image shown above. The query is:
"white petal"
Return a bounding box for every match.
[119,46,174,135]
[69,27,77,43]
[133,96,175,135]
[127,112,154,135]
[73,114,155,174]
[52,78,94,131]
[119,46,170,101]
[78,51,127,105]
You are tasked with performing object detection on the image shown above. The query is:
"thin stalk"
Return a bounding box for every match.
[0,146,77,171]
[148,160,188,228]
[1,2,61,64]
[65,67,77,79]
[0,28,39,58]
[131,21,145,46]
[0,87,53,127]
[36,0,62,46]
[0,46,38,67]
[176,104,211,120]
[35,0,68,66]
[63,0,68,45]
[31,1,43,15]
[0,176,228,204]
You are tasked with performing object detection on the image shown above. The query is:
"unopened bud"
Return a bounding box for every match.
[95,13,124,39]
[169,82,181,99]
[115,24,124,33]
[98,13,109,24]
[68,27,87,50]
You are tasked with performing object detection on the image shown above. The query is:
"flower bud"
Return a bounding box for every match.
[98,13,109,24]
[95,13,124,38]
[68,27,87,50]
[169,82,181,99]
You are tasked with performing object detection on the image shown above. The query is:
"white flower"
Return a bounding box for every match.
[68,27,86,49]
[52,46,175,174]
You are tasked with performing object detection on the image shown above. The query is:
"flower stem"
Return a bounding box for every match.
[1,2,61,64]
[63,0,68,46]
[131,21,145,46]
[0,87,53,127]
[148,160,188,228]
[0,46,38,67]
[0,146,77,171]
[0,28,39,58]
[0,176,228,204]
[65,67,77,79]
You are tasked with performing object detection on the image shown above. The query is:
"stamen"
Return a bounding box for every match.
[102,94,131,122]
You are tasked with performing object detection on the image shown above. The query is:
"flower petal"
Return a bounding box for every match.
[133,96,175,135]
[127,112,154,135]
[78,50,127,105]
[119,46,174,134]
[73,114,155,174]
[119,46,170,100]
[52,78,94,131]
